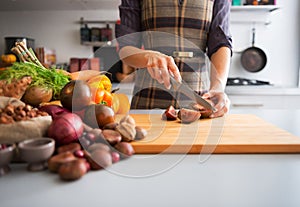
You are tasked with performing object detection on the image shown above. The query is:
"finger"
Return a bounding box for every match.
[154,68,164,84]
[157,58,171,89]
[214,99,225,111]
[202,92,211,99]
[210,100,229,118]
[166,56,181,83]
[210,108,225,118]
[147,57,163,84]
[146,56,155,78]
[147,66,155,79]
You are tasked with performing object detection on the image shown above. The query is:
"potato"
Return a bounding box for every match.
[22,85,52,107]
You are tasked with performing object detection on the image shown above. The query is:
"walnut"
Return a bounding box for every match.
[119,115,136,126]
[0,76,32,99]
[116,115,136,142]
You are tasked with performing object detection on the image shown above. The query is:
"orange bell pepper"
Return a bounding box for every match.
[92,88,113,107]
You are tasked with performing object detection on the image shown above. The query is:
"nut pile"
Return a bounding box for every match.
[0,76,32,99]
[0,103,49,124]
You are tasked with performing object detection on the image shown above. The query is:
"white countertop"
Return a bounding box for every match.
[113,82,300,96]
[1,109,300,207]
[226,86,300,96]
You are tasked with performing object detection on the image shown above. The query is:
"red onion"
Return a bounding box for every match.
[48,112,84,146]
[39,105,70,118]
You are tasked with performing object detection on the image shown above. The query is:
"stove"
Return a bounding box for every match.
[226,77,271,86]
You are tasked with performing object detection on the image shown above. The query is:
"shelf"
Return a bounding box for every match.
[78,17,116,25]
[78,20,116,25]
[81,41,114,47]
[231,5,280,12]
[230,5,280,25]
[79,17,116,47]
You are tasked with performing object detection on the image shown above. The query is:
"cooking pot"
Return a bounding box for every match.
[5,37,35,54]
[240,28,267,73]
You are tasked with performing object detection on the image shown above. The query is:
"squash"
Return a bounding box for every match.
[1,54,17,64]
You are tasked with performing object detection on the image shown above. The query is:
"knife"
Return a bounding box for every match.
[169,76,217,112]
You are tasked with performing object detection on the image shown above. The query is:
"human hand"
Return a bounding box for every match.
[145,51,182,89]
[202,91,230,118]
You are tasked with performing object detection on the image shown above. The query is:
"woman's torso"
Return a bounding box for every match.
[132,0,214,109]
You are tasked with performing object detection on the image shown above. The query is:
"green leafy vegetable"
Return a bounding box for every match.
[0,62,70,100]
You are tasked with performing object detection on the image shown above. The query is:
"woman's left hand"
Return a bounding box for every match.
[202,91,230,118]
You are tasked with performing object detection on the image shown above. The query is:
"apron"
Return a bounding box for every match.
[131,0,214,109]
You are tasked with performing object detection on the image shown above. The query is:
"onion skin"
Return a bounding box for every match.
[39,104,70,118]
[162,105,177,120]
[177,108,201,124]
[47,112,84,146]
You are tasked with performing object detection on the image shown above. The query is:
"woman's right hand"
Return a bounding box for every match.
[119,46,182,89]
[145,51,182,89]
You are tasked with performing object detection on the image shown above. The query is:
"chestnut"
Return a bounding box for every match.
[57,143,81,154]
[84,149,112,170]
[87,143,111,153]
[84,104,115,129]
[58,158,88,181]
[135,126,147,140]
[47,151,77,173]
[91,149,113,169]
[102,129,122,145]
[114,142,135,159]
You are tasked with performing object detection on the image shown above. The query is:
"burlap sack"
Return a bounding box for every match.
[0,97,52,144]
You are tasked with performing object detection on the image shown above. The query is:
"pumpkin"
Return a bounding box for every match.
[1,54,17,64]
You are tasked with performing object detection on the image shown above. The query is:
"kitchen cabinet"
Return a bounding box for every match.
[226,86,300,109]
[228,94,300,109]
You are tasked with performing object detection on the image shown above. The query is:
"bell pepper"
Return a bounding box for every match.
[92,88,113,107]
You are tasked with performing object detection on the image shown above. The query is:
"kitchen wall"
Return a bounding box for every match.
[0,0,299,87]
[229,0,300,87]
[0,9,119,65]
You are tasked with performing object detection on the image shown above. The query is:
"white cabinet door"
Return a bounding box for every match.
[228,95,300,110]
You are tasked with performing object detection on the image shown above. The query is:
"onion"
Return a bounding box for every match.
[39,105,70,118]
[47,112,84,146]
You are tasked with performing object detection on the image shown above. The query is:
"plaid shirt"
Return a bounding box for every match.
[116,0,232,109]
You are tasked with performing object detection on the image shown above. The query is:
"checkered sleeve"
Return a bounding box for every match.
[207,0,233,58]
[115,0,143,49]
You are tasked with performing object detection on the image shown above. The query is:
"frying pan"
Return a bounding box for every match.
[241,28,267,73]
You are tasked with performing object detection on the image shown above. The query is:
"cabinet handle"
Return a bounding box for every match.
[232,103,264,108]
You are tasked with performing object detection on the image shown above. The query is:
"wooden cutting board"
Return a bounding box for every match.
[125,114,300,154]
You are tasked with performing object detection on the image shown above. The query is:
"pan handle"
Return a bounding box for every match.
[252,27,256,47]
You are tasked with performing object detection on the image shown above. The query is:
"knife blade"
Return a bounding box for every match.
[169,76,216,112]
